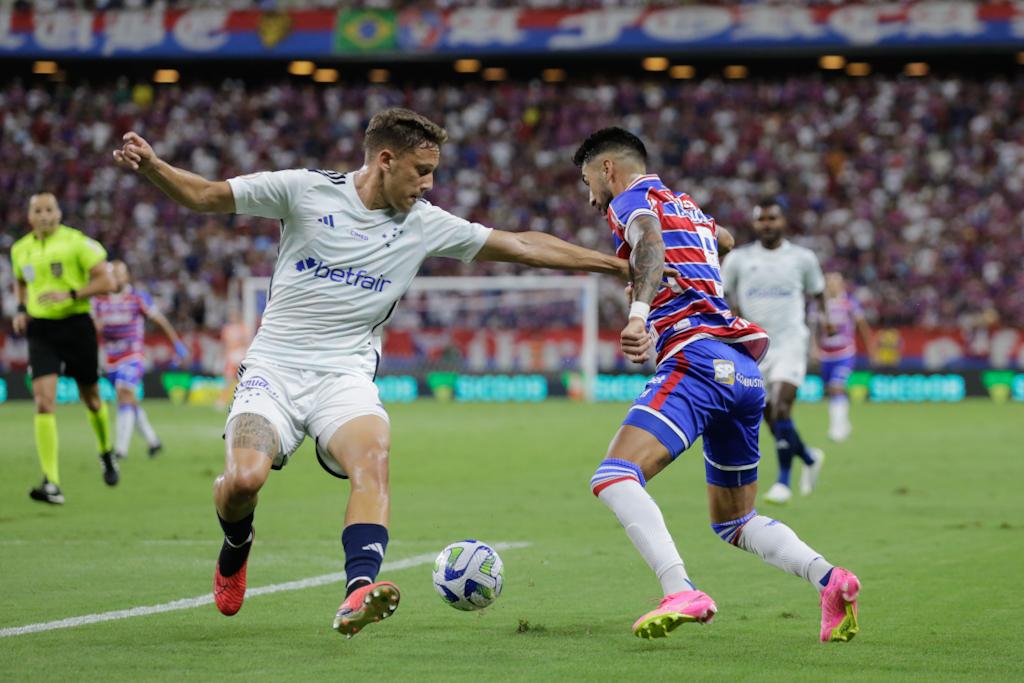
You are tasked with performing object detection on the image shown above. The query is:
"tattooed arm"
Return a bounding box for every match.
[621,215,665,364]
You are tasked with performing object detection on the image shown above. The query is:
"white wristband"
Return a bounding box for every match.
[628,302,650,322]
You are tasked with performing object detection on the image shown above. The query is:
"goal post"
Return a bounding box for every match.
[240,275,601,400]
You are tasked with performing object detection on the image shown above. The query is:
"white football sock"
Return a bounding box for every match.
[115,404,135,456]
[134,406,159,447]
[598,479,694,595]
[736,515,833,592]
[829,395,850,431]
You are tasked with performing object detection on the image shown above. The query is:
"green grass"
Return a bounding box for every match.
[1,399,1022,682]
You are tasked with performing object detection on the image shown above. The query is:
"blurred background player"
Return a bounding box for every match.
[721,198,831,505]
[577,128,859,643]
[818,272,875,442]
[216,308,252,411]
[10,192,118,504]
[93,260,188,460]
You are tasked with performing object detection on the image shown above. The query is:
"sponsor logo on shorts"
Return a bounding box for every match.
[713,359,735,385]
[238,375,279,398]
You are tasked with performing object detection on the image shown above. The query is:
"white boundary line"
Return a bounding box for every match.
[0,541,529,639]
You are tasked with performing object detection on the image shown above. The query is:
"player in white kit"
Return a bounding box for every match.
[721,199,832,505]
[113,108,629,637]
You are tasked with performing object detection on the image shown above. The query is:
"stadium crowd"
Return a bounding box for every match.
[2,73,1022,337]
[11,0,982,12]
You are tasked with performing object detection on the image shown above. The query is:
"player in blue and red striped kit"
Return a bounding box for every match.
[818,272,875,442]
[93,261,188,461]
[573,128,860,643]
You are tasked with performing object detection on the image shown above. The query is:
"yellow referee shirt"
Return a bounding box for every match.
[10,225,108,320]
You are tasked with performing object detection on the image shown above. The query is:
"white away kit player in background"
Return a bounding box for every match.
[721,198,833,505]
[113,108,629,638]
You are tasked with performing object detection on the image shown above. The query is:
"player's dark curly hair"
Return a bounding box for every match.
[364,108,449,157]
[572,127,647,167]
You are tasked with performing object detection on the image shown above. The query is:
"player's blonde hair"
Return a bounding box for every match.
[364,108,448,158]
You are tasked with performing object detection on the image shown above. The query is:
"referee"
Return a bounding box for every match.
[11,192,118,504]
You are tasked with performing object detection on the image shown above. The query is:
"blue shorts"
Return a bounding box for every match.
[108,359,144,389]
[821,355,855,388]
[623,339,766,488]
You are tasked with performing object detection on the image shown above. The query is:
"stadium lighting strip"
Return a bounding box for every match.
[0,542,530,638]
[32,60,58,74]
[819,55,846,70]
[153,69,179,84]
[454,59,481,73]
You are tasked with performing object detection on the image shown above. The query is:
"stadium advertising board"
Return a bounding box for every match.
[1,4,1022,57]
[2,370,1023,405]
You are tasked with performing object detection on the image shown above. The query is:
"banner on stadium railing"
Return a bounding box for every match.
[2,370,1023,404]
[378,326,1024,373]
[1,326,1022,375]
[2,4,1022,58]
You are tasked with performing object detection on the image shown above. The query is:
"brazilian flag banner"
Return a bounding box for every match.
[334,10,397,53]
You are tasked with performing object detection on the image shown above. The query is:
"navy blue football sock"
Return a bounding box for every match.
[342,523,389,594]
[771,421,794,486]
[773,418,814,467]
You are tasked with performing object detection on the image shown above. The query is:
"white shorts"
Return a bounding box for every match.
[758,341,809,388]
[226,360,389,478]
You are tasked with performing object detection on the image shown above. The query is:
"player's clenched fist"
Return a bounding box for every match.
[112,132,156,172]
[620,317,653,364]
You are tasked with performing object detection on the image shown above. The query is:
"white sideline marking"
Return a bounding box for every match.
[0,541,529,638]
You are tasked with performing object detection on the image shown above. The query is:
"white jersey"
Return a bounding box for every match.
[228,168,491,377]
[720,239,825,345]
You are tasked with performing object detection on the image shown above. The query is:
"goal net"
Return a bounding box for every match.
[241,275,600,400]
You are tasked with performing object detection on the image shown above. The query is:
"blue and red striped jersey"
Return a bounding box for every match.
[818,293,862,360]
[607,175,769,364]
[93,287,153,367]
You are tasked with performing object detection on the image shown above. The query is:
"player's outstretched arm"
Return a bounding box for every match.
[113,132,234,213]
[855,314,876,365]
[475,229,629,280]
[148,309,189,361]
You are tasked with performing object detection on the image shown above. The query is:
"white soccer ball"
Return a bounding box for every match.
[432,540,504,611]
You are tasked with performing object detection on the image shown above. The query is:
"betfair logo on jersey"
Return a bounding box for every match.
[295,257,392,292]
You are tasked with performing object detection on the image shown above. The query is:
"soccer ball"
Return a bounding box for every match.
[432,540,504,611]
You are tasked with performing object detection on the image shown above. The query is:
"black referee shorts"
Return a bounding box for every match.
[27,313,101,385]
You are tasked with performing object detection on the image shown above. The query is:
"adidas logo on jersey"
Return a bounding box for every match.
[295,256,392,292]
[317,215,335,228]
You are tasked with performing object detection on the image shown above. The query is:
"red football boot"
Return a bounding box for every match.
[332,581,400,638]
[213,531,253,616]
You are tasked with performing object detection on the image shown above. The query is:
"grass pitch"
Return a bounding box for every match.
[1,399,1022,682]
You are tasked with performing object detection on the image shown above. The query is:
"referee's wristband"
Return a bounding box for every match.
[17,303,27,314]
[68,289,78,301]
[628,301,650,322]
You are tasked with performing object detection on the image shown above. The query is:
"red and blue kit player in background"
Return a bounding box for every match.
[818,272,875,442]
[573,127,860,643]
[93,261,188,461]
